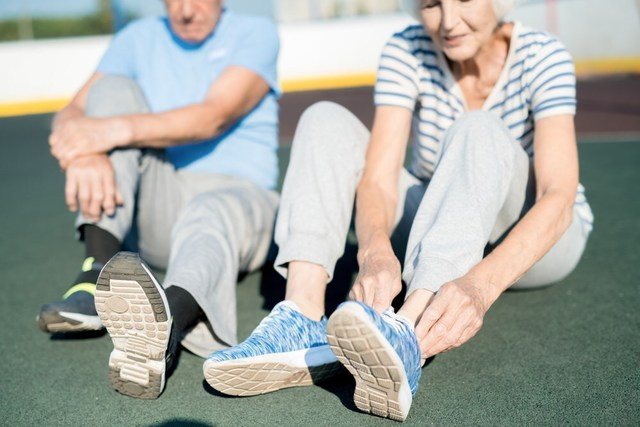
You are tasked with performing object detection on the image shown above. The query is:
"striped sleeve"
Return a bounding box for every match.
[374,34,419,110]
[528,39,577,121]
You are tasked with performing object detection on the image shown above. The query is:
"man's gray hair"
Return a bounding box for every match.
[401,0,518,21]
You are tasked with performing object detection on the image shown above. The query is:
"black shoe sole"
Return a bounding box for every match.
[95,252,171,400]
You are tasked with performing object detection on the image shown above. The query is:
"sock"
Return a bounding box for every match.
[83,224,121,266]
[165,286,204,336]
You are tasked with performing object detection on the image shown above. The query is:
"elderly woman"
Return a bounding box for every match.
[203,0,593,421]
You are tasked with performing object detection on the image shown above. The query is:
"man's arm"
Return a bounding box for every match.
[49,66,270,168]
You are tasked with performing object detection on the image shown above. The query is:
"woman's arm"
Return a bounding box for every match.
[472,114,579,302]
[350,105,413,312]
[49,66,270,168]
[414,114,579,357]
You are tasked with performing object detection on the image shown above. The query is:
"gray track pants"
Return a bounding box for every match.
[274,102,591,294]
[76,76,279,357]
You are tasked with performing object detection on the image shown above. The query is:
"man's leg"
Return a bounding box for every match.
[165,177,279,352]
[37,75,148,334]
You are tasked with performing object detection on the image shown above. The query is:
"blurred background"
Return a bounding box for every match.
[0,0,638,119]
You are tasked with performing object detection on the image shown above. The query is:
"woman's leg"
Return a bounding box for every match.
[399,111,530,321]
[511,207,589,289]
[273,101,371,319]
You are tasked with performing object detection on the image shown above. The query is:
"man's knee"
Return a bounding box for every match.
[86,75,149,118]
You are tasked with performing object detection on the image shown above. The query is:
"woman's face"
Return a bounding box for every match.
[419,0,500,62]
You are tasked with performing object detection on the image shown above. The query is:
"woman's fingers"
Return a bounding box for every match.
[349,283,363,302]
[415,290,448,341]
[421,307,459,357]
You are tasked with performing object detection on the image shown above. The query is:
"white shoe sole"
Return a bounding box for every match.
[203,345,343,396]
[327,303,412,422]
[94,252,171,399]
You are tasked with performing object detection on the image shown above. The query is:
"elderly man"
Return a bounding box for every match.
[37,0,280,399]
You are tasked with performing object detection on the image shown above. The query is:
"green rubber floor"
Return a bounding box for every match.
[1,114,638,426]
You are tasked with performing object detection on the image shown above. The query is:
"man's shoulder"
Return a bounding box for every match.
[225,11,277,37]
[116,16,166,40]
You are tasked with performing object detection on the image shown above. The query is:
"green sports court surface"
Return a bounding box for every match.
[1,82,639,425]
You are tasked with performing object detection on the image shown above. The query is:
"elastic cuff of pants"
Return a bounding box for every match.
[404,257,462,295]
[274,233,337,283]
[74,219,125,243]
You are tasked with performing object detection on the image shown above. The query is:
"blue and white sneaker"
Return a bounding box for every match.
[327,301,421,422]
[203,301,343,396]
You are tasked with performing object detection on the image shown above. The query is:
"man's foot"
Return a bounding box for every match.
[327,301,421,422]
[95,252,177,399]
[203,301,343,396]
[36,257,105,333]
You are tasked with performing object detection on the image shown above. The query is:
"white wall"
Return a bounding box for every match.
[0,0,638,107]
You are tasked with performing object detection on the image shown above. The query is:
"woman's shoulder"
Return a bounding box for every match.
[514,22,571,59]
[387,24,438,53]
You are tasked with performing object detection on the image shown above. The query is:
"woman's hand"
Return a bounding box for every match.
[415,275,491,358]
[350,246,402,313]
[65,154,124,222]
[50,116,132,169]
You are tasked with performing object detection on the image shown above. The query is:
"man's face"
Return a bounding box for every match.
[165,0,223,44]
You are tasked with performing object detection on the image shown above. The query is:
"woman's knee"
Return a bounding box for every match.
[294,101,369,152]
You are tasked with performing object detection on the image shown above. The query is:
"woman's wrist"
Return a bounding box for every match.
[465,265,507,308]
[357,231,393,265]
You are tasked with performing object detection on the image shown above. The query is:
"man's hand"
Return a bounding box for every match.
[50,116,132,169]
[415,276,490,358]
[65,154,123,222]
[350,248,402,313]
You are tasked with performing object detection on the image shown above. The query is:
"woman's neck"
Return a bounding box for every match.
[449,23,513,83]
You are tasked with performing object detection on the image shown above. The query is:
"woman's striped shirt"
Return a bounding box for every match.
[374,21,593,232]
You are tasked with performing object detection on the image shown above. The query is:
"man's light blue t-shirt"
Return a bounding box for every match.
[96,10,280,190]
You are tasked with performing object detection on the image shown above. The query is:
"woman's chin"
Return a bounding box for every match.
[442,45,478,63]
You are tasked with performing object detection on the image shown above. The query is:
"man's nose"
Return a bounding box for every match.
[181,0,195,20]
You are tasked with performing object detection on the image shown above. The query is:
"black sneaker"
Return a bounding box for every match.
[36,257,105,333]
[95,252,178,399]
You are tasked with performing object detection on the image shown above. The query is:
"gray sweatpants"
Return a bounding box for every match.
[274,102,591,294]
[77,76,279,357]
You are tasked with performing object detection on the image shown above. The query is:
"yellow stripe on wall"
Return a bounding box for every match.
[1,58,638,118]
[0,98,68,118]
[574,57,640,76]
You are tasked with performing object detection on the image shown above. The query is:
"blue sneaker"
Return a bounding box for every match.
[326,301,421,421]
[203,301,343,396]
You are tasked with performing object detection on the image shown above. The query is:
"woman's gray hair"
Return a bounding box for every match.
[401,0,518,21]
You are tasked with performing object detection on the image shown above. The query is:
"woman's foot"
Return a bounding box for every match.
[327,301,422,422]
[204,301,343,396]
